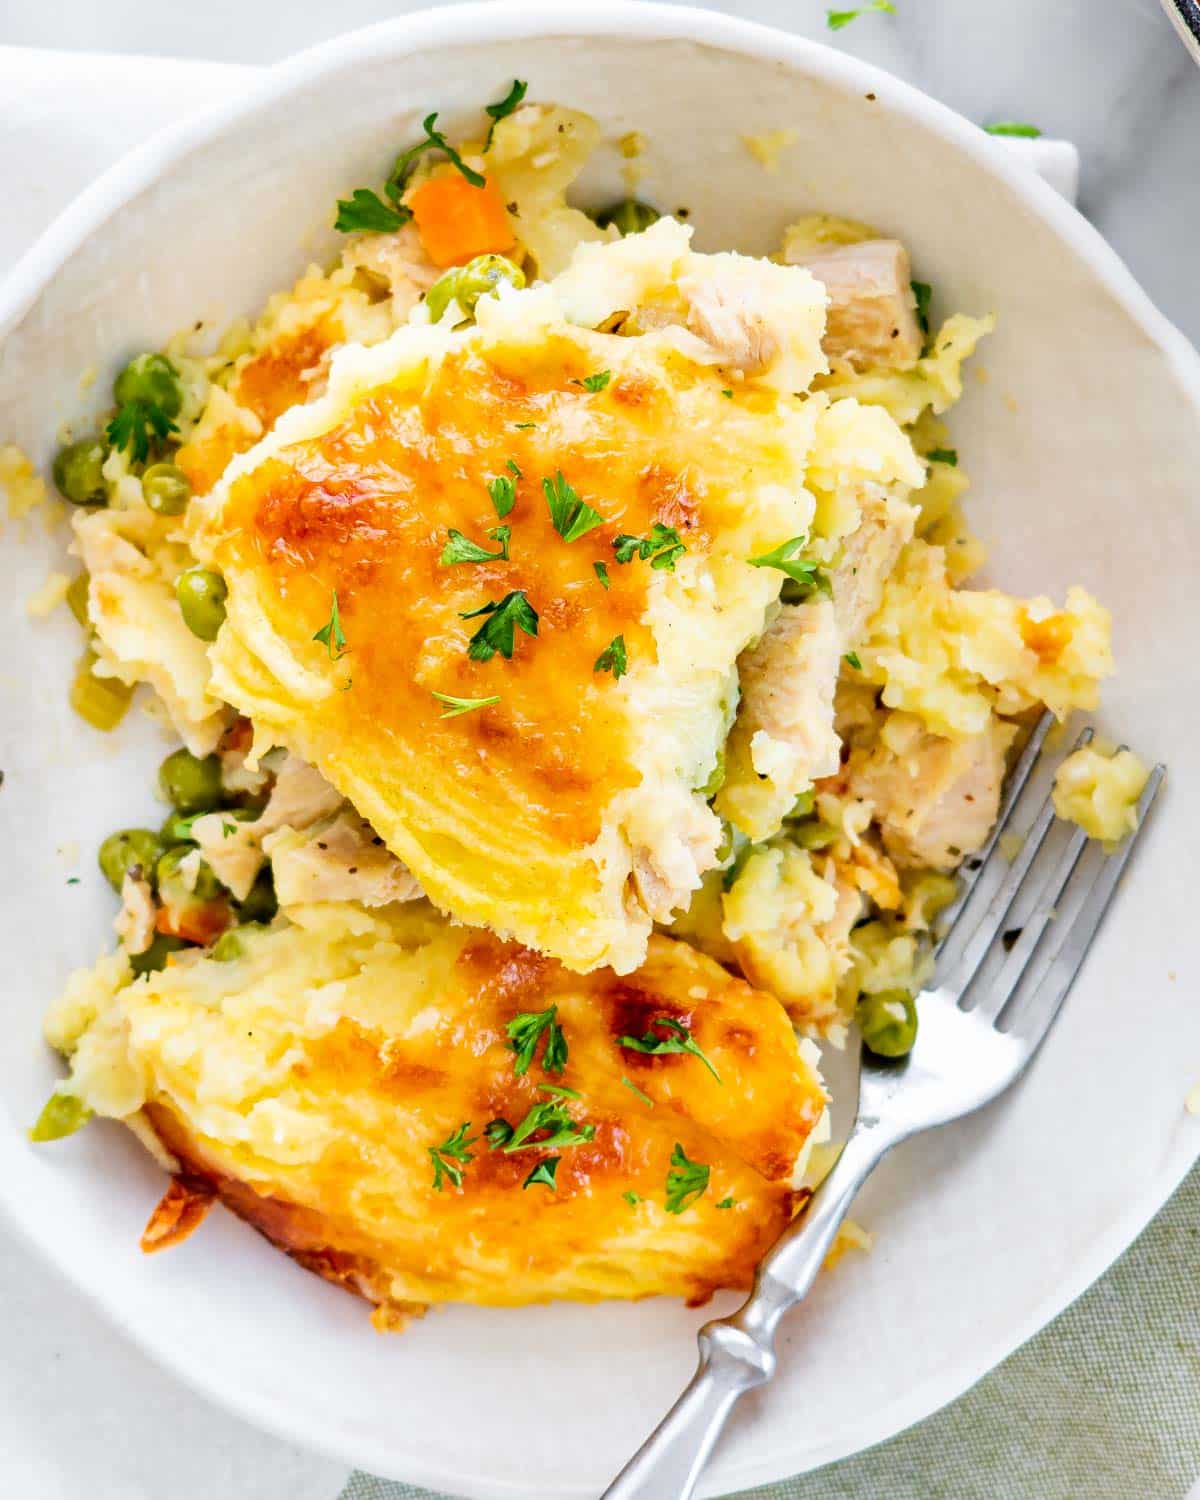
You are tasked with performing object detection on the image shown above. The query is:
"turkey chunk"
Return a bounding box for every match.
[784,239,924,371]
[262,812,423,909]
[835,714,1016,871]
[831,491,917,645]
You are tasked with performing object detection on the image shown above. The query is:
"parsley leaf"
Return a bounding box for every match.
[622,1190,642,1206]
[594,635,628,680]
[911,280,932,336]
[927,447,958,466]
[485,1118,515,1149]
[621,1076,654,1108]
[461,590,538,661]
[488,474,516,518]
[431,691,501,718]
[716,1196,736,1210]
[543,470,605,543]
[386,112,485,198]
[721,388,734,399]
[440,525,511,565]
[594,561,611,590]
[536,1083,581,1100]
[844,651,863,671]
[612,523,687,572]
[507,1005,568,1076]
[665,1142,710,1214]
[312,589,349,659]
[484,79,528,150]
[334,188,410,233]
[619,1016,722,1083]
[827,0,895,28]
[747,538,830,599]
[105,400,178,465]
[503,1100,595,1153]
[985,121,1042,138]
[523,1157,560,1190]
[572,371,612,393]
[429,1122,477,1190]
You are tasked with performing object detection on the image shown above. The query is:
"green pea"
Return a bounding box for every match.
[113,352,183,418]
[790,820,838,851]
[785,790,815,821]
[426,254,526,323]
[66,572,90,628]
[237,866,278,924]
[698,747,726,799]
[210,928,245,962]
[174,567,227,642]
[857,990,918,1059]
[142,462,191,516]
[97,828,165,893]
[593,199,660,237]
[52,438,108,506]
[130,932,188,977]
[158,748,223,814]
[29,1090,92,1142]
[156,844,223,905]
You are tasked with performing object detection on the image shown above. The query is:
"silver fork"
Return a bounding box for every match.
[602,716,1164,1500]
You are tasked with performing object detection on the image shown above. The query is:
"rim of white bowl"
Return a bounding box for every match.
[2,5,1198,1496]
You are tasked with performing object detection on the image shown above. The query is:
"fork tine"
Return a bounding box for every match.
[936,726,1093,998]
[1000,763,1165,1045]
[933,710,1055,955]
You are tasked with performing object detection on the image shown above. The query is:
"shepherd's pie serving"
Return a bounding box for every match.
[17,87,1148,1323]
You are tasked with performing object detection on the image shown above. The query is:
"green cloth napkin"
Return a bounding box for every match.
[342,1161,1200,1500]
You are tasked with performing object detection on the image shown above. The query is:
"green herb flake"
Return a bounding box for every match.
[386,112,485,199]
[911,280,933,336]
[665,1142,710,1214]
[573,370,612,393]
[621,1076,654,1108]
[612,523,687,572]
[487,474,516,518]
[66,876,81,886]
[507,1005,568,1076]
[716,1196,736,1210]
[985,121,1042,138]
[312,589,349,660]
[461,590,539,662]
[29,1091,92,1142]
[484,1118,515,1149]
[105,400,178,465]
[440,524,511,565]
[844,651,863,671]
[514,422,537,430]
[334,188,410,234]
[484,79,528,151]
[523,1157,560,1190]
[927,447,958,466]
[747,538,831,598]
[503,1099,595,1153]
[428,1122,477,1191]
[536,1083,581,1100]
[594,561,611,590]
[431,691,501,719]
[827,0,895,29]
[543,470,605,543]
[619,1015,722,1083]
[721,388,734,398]
[594,635,628,680]
[622,1190,642,1206]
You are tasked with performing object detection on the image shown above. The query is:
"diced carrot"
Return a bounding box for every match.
[156,899,232,946]
[408,174,516,268]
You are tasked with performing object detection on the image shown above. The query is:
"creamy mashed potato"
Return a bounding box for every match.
[24,89,1141,1318]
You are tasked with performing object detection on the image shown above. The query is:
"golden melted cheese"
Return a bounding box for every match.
[195,229,825,972]
[50,913,827,1313]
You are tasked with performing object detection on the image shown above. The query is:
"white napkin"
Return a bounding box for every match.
[0,42,1079,1500]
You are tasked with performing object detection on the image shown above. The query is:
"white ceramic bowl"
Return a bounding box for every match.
[2,6,1199,1496]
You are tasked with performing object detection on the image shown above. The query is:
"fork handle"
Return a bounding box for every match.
[600,1126,890,1500]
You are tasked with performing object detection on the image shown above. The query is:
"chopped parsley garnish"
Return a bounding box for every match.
[536,1083,581,1100]
[485,1118,514,1149]
[66,876,80,885]
[543,470,605,542]
[716,1196,736,1210]
[523,1157,560,1190]
[594,635,628,680]
[386,112,485,197]
[573,371,612,393]
[612,523,687,572]
[507,1005,568,1076]
[911,280,933,336]
[594,561,611,590]
[844,651,863,671]
[431,691,501,719]
[333,188,409,234]
[105,400,178,464]
[515,422,537,430]
[665,1142,710,1214]
[927,447,958,466]
[461,590,538,661]
[618,1016,722,1083]
[827,0,895,29]
[440,525,511,565]
[429,1122,477,1190]
[622,1190,643,1206]
[221,820,237,838]
[985,121,1042,138]
[503,1099,595,1153]
[721,388,734,399]
[488,473,517,518]
[484,79,528,150]
[621,1076,654,1108]
[747,538,831,598]
[313,589,349,659]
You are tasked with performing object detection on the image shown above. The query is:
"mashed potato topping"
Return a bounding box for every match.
[26,89,1139,1320]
